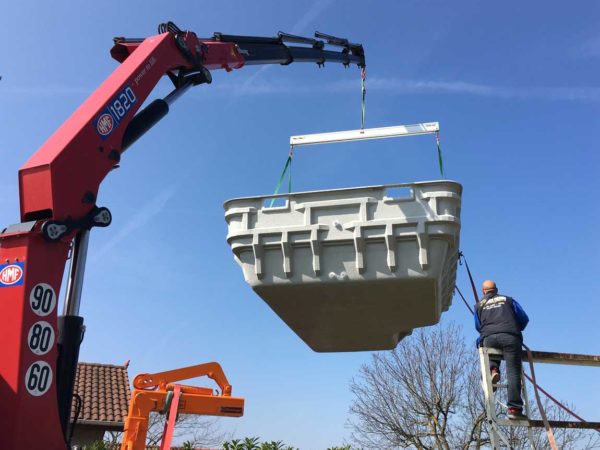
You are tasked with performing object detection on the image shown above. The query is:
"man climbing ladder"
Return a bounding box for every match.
[474,280,530,420]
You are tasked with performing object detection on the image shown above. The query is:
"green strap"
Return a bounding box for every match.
[436,131,444,177]
[288,152,292,193]
[268,151,293,207]
[361,67,366,129]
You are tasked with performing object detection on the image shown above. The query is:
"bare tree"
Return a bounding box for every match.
[348,322,599,450]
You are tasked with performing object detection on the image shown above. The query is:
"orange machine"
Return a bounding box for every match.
[121,362,244,450]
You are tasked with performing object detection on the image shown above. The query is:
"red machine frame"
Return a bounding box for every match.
[0,22,364,449]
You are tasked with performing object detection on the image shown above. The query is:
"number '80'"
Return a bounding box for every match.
[28,321,54,355]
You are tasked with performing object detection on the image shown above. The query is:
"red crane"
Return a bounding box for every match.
[0,22,365,450]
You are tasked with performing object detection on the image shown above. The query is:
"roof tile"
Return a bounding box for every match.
[71,362,131,424]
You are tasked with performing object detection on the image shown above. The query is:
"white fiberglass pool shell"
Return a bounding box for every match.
[224,180,462,352]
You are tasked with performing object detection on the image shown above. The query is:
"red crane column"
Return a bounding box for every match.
[0,30,238,449]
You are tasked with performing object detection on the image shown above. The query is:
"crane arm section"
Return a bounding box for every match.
[133,361,234,395]
[20,23,364,225]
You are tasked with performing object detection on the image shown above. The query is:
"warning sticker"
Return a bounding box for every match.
[25,360,53,397]
[0,262,25,287]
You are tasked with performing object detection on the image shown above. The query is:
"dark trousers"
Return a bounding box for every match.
[483,332,523,409]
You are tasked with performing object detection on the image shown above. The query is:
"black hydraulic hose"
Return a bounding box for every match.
[68,394,82,447]
[458,251,479,305]
[56,315,85,443]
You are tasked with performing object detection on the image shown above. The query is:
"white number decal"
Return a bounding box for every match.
[125,86,136,103]
[29,283,56,317]
[110,100,125,118]
[119,93,130,109]
[27,321,55,355]
[25,361,53,396]
[108,87,136,120]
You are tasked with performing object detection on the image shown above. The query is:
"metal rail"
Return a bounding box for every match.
[522,350,600,367]
[497,419,600,429]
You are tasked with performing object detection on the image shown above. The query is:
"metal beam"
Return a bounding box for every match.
[525,350,600,367]
[289,122,439,147]
[485,348,600,367]
[497,419,600,430]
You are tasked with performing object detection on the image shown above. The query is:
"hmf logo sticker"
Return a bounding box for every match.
[96,114,114,136]
[0,262,25,287]
[93,85,137,140]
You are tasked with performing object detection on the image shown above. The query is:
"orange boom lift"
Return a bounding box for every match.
[121,362,244,450]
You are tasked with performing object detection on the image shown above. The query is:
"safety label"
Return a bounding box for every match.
[25,361,53,397]
[27,321,55,356]
[29,283,57,317]
[0,262,25,287]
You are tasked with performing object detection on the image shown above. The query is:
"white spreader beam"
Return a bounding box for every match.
[290,122,439,147]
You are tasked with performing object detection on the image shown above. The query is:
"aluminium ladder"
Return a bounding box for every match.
[479,347,600,449]
[479,347,535,449]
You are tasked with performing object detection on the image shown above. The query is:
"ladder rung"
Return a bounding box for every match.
[497,418,530,427]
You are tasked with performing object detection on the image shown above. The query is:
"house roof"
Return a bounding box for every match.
[71,361,131,428]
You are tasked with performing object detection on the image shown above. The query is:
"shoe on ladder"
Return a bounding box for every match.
[507,407,528,420]
[490,367,500,392]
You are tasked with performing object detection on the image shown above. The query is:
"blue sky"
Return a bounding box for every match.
[1,1,599,448]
